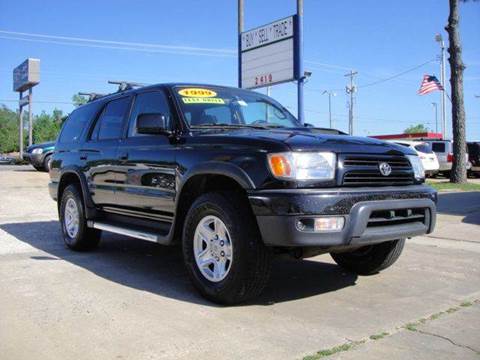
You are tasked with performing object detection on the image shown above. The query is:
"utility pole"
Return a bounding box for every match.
[238,0,244,88]
[345,70,357,135]
[322,90,336,128]
[297,0,304,124]
[435,34,447,140]
[432,102,438,133]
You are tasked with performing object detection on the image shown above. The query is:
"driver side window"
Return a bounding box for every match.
[128,91,172,137]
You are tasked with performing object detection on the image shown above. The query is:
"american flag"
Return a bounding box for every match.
[418,74,444,95]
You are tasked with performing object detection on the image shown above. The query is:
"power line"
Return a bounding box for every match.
[0,35,235,58]
[0,30,235,55]
[357,59,436,88]
[0,99,74,105]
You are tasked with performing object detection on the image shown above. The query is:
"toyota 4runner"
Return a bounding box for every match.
[49,83,437,304]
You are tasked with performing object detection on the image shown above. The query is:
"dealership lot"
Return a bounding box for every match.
[0,167,479,359]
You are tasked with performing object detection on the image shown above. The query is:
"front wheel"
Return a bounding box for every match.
[182,192,271,305]
[331,239,405,275]
[43,154,52,172]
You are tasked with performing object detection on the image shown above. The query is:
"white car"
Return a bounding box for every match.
[391,141,440,176]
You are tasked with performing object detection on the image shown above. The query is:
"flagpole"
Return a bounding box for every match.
[435,34,447,140]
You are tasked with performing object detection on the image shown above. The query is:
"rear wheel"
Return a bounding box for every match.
[59,184,101,251]
[331,239,405,275]
[182,192,271,304]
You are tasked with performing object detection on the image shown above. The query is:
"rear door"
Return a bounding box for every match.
[83,96,132,207]
[113,90,177,223]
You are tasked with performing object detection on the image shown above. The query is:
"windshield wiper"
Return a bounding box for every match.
[190,123,268,130]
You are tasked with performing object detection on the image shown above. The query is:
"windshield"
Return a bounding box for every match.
[173,86,300,128]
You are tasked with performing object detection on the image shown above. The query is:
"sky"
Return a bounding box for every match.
[0,0,479,139]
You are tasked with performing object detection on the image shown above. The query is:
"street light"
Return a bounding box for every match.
[431,102,438,133]
[435,33,447,139]
[322,90,336,128]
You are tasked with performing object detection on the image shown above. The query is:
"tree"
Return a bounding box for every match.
[445,0,472,183]
[32,110,62,143]
[404,124,429,134]
[72,94,88,107]
[0,105,20,153]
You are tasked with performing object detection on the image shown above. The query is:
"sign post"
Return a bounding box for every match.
[238,1,304,124]
[13,58,40,158]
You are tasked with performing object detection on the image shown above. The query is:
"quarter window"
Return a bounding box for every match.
[59,103,100,143]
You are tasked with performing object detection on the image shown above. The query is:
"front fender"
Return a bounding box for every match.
[178,161,256,192]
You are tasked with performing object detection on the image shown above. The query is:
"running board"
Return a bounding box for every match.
[87,221,161,243]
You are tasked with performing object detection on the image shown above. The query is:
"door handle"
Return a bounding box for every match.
[80,154,88,160]
[119,152,129,160]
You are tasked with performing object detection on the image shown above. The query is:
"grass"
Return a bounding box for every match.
[369,332,389,340]
[426,180,480,192]
[303,341,365,360]
[304,299,477,359]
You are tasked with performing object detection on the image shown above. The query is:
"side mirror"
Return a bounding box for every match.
[304,122,314,128]
[136,113,170,134]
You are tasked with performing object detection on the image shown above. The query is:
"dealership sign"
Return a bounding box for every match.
[240,15,299,89]
[13,58,40,92]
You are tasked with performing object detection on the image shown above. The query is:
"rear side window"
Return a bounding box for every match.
[414,143,433,153]
[127,91,172,137]
[91,97,131,140]
[59,103,100,143]
[431,142,446,152]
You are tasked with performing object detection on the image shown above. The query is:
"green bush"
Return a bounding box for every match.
[0,105,64,152]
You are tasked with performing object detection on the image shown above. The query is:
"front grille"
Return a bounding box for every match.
[340,154,414,186]
[367,208,426,228]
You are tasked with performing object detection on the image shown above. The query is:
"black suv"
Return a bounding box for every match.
[49,84,437,304]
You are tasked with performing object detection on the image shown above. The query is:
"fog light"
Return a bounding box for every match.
[314,217,345,232]
[296,216,345,232]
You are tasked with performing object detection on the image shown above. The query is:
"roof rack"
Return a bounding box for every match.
[108,80,147,92]
[78,92,106,102]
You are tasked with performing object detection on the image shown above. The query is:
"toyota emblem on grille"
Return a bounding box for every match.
[379,162,392,176]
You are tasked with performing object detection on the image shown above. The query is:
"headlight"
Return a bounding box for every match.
[406,155,425,180]
[32,148,43,154]
[267,152,336,180]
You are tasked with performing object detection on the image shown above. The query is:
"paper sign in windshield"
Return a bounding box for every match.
[181,97,225,104]
[178,88,217,97]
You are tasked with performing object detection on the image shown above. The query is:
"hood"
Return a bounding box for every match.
[191,127,416,155]
[27,141,55,152]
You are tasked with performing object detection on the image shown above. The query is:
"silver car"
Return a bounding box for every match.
[423,140,470,176]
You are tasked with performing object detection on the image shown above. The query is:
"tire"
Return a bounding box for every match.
[331,239,405,275]
[59,184,101,251]
[182,192,271,305]
[43,154,52,172]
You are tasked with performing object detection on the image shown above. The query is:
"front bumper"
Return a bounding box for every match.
[249,185,437,248]
[23,152,44,167]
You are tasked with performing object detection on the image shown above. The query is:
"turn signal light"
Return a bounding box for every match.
[268,154,292,178]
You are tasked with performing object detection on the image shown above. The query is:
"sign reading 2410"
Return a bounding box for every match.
[240,16,298,90]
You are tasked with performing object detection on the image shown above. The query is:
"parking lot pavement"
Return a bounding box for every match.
[0,169,479,360]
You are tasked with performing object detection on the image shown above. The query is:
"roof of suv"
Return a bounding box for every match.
[83,83,256,105]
